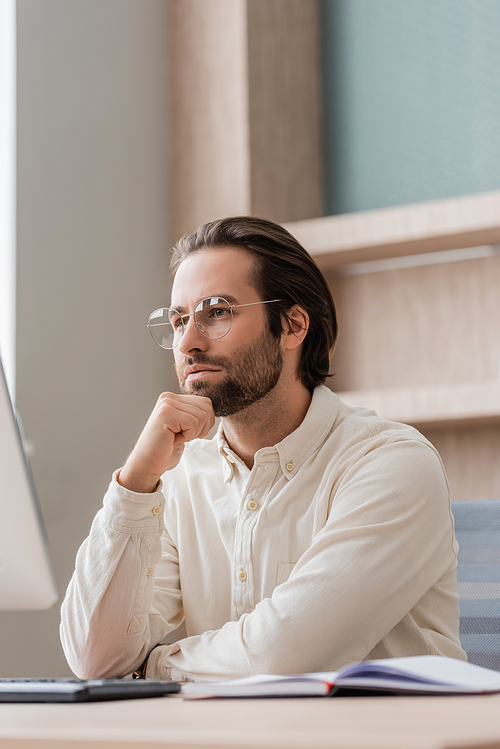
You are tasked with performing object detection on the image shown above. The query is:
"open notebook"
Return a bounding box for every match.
[182,656,500,698]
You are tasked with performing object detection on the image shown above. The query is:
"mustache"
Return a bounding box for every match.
[181,354,229,370]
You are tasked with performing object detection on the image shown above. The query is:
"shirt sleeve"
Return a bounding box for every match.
[145,438,458,683]
[60,471,184,679]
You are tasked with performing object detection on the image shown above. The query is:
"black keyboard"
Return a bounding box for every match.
[0,677,180,702]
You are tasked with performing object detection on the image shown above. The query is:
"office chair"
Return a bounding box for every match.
[452,499,500,671]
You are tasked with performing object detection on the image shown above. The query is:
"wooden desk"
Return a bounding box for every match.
[1,693,500,749]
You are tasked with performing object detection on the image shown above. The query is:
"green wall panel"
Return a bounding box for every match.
[320,0,500,215]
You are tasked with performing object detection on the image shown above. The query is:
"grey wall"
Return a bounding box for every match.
[320,0,500,215]
[0,0,175,677]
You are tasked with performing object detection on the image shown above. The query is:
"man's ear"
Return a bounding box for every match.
[282,305,309,350]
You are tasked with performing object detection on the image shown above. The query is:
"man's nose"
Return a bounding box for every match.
[177,315,209,355]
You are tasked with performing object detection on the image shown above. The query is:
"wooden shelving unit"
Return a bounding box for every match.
[285,190,500,439]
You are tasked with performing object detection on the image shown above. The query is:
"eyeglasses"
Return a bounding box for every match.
[147,297,282,350]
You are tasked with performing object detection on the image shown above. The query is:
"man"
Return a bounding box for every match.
[61,216,466,682]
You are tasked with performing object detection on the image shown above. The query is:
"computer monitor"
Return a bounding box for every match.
[0,353,57,610]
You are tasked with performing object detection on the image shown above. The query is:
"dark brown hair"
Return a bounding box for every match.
[171,216,338,391]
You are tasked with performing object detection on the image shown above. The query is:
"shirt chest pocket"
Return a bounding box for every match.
[276,562,296,586]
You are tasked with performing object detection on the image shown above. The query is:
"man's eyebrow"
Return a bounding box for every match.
[217,294,238,305]
[170,294,239,312]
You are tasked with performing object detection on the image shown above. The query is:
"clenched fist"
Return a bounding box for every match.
[118,392,215,493]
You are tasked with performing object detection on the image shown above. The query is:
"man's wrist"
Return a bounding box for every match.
[117,467,162,494]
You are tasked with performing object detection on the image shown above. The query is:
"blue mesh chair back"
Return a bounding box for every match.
[452,500,500,671]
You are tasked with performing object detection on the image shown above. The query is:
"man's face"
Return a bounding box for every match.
[171,247,284,417]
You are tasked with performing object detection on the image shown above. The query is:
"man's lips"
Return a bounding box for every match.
[184,365,222,382]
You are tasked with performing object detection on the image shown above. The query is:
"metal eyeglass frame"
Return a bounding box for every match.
[148,297,282,349]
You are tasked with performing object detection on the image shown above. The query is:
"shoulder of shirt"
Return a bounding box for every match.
[326,386,436,452]
[323,389,447,488]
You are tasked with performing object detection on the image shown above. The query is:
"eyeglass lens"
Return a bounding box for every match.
[148,297,234,349]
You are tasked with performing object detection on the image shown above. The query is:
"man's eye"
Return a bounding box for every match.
[170,315,183,329]
[209,307,230,318]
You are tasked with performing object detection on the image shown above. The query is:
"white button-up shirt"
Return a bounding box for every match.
[61,386,466,682]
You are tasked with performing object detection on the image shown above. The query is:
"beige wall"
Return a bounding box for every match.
[0,0,175,677]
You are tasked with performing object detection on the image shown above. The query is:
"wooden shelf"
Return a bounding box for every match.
[337,380,500,430]
[284,190,500,268]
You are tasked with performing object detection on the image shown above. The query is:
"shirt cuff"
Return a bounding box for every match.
[101,469,166,534]
[145,642,187,682]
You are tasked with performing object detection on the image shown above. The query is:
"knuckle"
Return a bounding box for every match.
[159,391,175,404]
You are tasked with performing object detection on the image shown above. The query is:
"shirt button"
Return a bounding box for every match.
[152,506,162,516]
[286,461,294,471]
[238,570,247,582]
[247,500,258,511]
[146,566,153,577]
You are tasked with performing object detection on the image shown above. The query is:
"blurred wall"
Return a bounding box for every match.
[320,0,500,214]
[0,0,175,677]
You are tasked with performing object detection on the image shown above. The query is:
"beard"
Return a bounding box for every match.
[177,331,284,417]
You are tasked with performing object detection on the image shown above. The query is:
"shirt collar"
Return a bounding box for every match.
[216,386,338,482]
[274,385,338,479]
[217,427,246,483]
